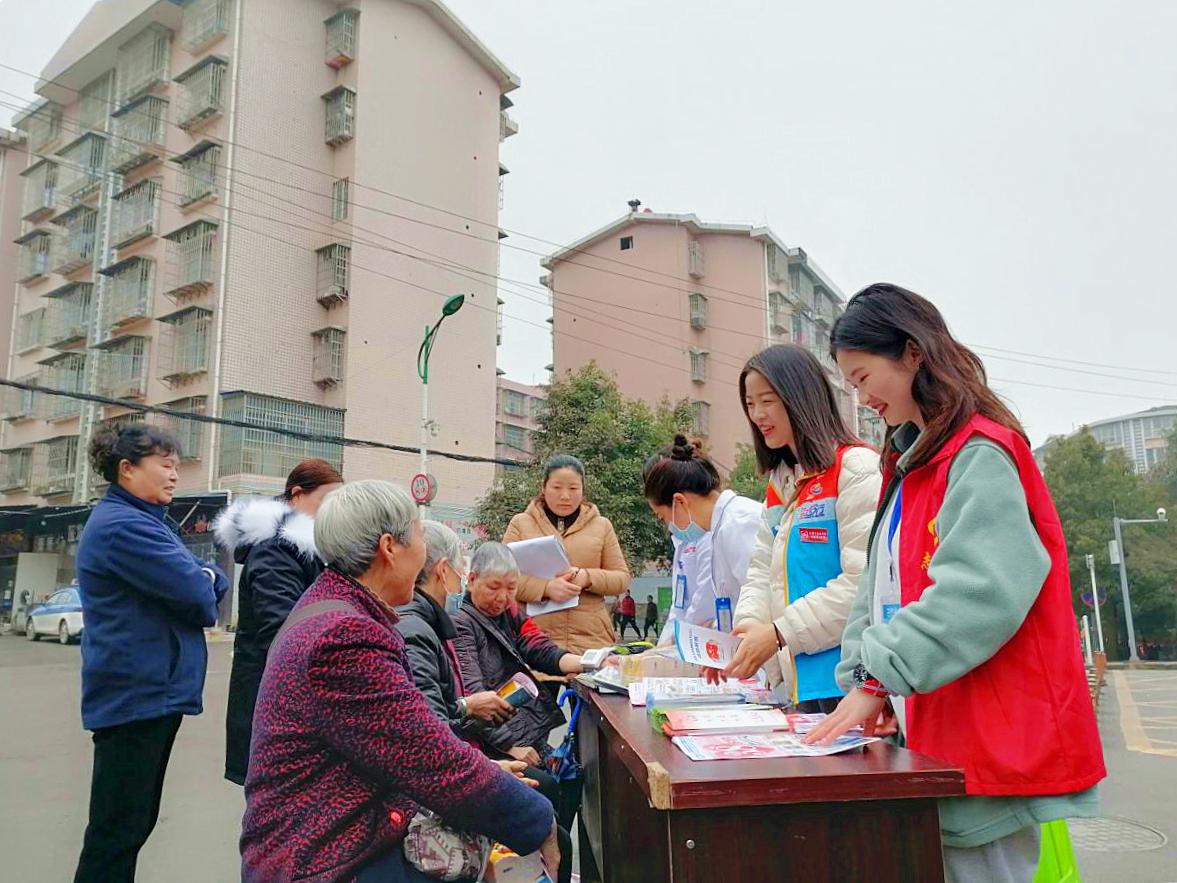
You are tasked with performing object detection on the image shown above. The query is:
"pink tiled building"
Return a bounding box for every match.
[495,374,544,465]
[2,0,517,521]
[543,208,860,474]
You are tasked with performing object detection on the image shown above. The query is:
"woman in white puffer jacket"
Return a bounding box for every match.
[722,344,881,712]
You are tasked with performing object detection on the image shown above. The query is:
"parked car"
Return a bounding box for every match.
[25,586,84,645]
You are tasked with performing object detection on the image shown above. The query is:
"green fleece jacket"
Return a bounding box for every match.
[836,429,1099,849]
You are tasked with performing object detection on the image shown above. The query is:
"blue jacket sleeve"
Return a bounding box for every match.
[106,514,221,627]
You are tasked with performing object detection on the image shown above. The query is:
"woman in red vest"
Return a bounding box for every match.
[808,284,1104,881]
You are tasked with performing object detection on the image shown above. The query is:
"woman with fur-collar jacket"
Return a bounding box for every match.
[215,460,342,785]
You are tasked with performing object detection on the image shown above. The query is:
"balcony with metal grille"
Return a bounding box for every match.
[316,243,350,306]
[32,436,78,498]
[687,240,705,279]
[94,336,150,400]
[689,349,708,384]
[2,375,38,423]
[182,0,232,53]
[325,8,359,68]
[175,141,221,207]
[110,96,168,173]
[110,179,161,249]
[39,352,86,421]
[116,24,172,109]
[16,230,53,283]
[52,204,99,275]
[15,308,48,354]
[691,400,711,437]
[322,87,356,146]
[45,282,93,348]
[157,397,207,461]
[0,448,32,492]
[769,290,789,335]
[99,256,155,330]
[79,72,114,133]
[56,132,107,203]
[689,292,707,329]
[312,327,346,386]
[163,220,218,300]
[20,159,57,222]
[15,100,63,153]
[176,56,228,131]
[159,307,211,384]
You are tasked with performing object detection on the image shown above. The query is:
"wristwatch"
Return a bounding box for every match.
[852,663,891,698]
[456,697,469,719]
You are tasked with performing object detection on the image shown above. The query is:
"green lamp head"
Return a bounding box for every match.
[441,294,466,317]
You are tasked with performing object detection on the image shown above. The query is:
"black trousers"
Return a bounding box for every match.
[641,617,658,640]
[617,615,639,640]
[74,714,183,883]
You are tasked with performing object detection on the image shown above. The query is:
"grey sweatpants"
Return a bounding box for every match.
[943,825,1041,883]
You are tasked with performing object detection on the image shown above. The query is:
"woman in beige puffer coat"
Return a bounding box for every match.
[503,454,631,654]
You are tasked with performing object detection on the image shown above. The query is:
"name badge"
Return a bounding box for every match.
[799,527,829,544]
[674,574,688,608]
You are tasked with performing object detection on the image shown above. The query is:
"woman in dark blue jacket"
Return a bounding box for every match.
[216,458,343,785]
[73,425,228,883]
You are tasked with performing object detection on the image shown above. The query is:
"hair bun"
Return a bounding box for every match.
[671,433,694,461]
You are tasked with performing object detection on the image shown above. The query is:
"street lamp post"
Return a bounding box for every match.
[415,294,466,512]
[1084,553,1105,655]
[1112,507,1168,662]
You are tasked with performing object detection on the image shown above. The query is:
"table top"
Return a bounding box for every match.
[576,683,966,811]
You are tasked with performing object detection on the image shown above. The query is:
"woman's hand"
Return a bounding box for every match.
[540,822,561,879]
[506,745,541,767]
[803,689,886,745]
[570,568,591,589]
[494,759,539,788]
[545,576,582,603]
[723,622,780,680]
[463,691,515,726]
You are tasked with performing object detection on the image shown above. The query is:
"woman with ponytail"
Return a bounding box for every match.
[643,435,762,644]
[806,283,1103,881]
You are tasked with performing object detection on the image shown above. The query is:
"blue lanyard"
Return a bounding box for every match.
[887,485,903,556]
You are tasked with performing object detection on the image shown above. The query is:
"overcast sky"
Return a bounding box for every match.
[4,0,1175,445]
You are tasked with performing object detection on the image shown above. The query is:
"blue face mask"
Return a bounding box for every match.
[669,498,707,545]
[444,573,467,614]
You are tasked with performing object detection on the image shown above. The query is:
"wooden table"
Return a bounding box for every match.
[574,684,966,882]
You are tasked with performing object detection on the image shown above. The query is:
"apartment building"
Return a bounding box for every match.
[2,0,517,524]
[495,374,544,464]
[543,208,856,473]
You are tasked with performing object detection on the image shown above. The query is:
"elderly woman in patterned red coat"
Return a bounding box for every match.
[241,481,558,883]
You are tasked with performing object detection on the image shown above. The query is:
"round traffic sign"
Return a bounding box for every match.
[410,472,438,504]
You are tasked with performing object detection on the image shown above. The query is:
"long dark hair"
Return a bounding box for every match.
[642,435,722,505]
[739,344,858,475]
[830,283,1026,470]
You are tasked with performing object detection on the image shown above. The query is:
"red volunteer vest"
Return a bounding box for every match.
[885,414,1105,796]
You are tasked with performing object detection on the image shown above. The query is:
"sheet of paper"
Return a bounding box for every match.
[672,732,879,761]
[673,620,742,670]
[628,677,750,707]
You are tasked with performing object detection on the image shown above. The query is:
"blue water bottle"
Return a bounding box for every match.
[715,596,733,633]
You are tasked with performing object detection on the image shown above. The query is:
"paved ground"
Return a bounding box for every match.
[1,634,1174,882]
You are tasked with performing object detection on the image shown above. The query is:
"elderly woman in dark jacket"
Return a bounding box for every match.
[216,459,342,785]
[241,481,558,883]
[452,543,585,768]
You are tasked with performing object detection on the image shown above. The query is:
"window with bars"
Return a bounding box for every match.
[111,178,161,248]
[160,307,211,381]
[791,312,808,346]
[218,393,344,479]
[325,8,359,68]
[323,86,356,145]
[21,160,57,221]
[45,283,93,347]
[687,240,705,278]
[332,177,350,221]
[501,424,528,453]
[95,336,150,399]
[17,230,53,282]
[157,397,207,461]
[766,242,785,282]
[689,349,708,384]
[110,96,167,173]
[0,448,33,491]
[41,353,86,420]
[769,290,788,334]
[116,24,171,107]
[3,374,39,422]
[312,327,346,386]
[33,436,79,497]
[176,56,228,130]
[20,103,64,152]
[53,205,99,274]
[183,0,232,52]
[691,400,711,437]
[15,309,47,353]
[502,390,528,417]
[101,257,155,328]
[56,132,107,201]
[79,72,114,132]
[689,292,707,329]
[316,243,350,306]
[164,220,218,298]
[177,142,221,206]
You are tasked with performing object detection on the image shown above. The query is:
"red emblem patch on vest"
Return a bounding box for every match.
[799,527,829,544]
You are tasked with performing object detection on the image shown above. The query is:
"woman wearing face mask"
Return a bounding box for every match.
[643,435,762,644]
[805,284,1103,881]
[719,344,881,714]
[502,454,631,654]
